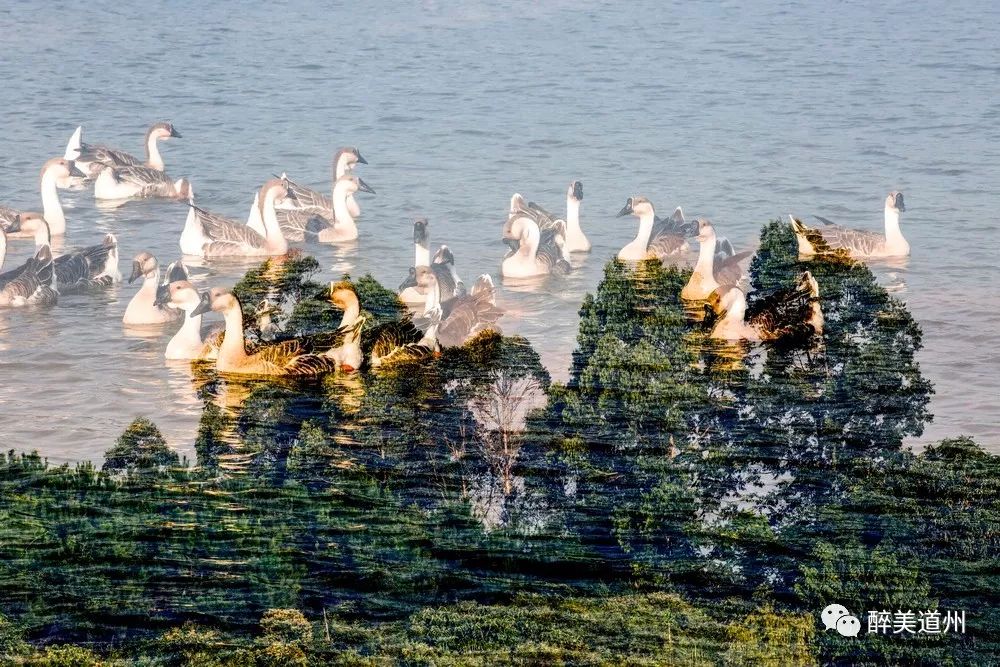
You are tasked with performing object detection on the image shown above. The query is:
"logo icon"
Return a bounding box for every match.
[821,603,850,631]
[836,614,862,637]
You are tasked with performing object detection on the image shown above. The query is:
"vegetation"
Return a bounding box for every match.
[0,223,996,665]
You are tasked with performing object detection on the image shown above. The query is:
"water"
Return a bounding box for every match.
[0,0,997,462]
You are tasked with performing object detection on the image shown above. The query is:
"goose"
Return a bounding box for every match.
[93,164,191,201]
[155,280,223,361]
[276,147,367,217]
[513,181,590,253]
[790,192,908,259]
[0,158,85,237]
[180,179,293,258]
[70,122,181,179]
[0,223,7,273]
[122,252,182,325]
[616,197,691,262]
[191,287,341,376]
[681,219,754,301]
[398,219,463,306]
[246,174,375,242]
[710,271,823,343]
[11,212,120,291]
[0,245,57,308]
[416,267,502,348]
[501,214,570,278]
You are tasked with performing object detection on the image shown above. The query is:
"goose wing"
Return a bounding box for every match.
[713,249,755,286]
[0,246,56,306]
[78,143,142,168]
[438,286,503,348]
[431,262,457,299]
[364,320,424,361]
[0,206,20,230]
[195,206,266,249]
[282,177,332,212]
[111,165,172,187]
[816,225,885,256]
[282,353,341,376]
[275,208,334,241]
[746,284,813,340]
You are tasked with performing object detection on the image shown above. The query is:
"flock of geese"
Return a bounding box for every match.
[0,122,911,375]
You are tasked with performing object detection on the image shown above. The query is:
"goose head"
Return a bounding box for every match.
[41,157,86,183]
[333,147,367,177]
[398,266,417,291]
[258,177,297,206]
[616,195,654,219]
[696,218,717,243]
[509,193,528,216]
[334,174,375,200]
[192,287,237,317]
[885,191,905,213]
[11,211,50,244]
[129,251,159,284]
[413,218,429,246]
[568,180,583,203]
[156,279,200,309]
[433,245,455,266]
[329,280,360,311]
[147,122,181,142]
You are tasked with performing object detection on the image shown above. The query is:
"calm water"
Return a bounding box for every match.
[0,0,997,462]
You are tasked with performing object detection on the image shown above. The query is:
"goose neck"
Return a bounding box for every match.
[146,134,164,170]
[635,212,655,248]
[259,189,289,253]
[566,198,581,232]
[40,171,65,235]
[219,303,248,363]
[884,207,905,244]
[694,233,717,275]
[332,186,355,230]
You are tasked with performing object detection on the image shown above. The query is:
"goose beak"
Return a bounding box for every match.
[355,151,368,165]
[6,215,21,233]
[357,177,375,195]
[895,193,905,212]
[127,261,144,284]
[283,185,299,204]
[68,161,86,178]
[169,127,182,138]
[153,284,170,307]
[572,181,583,201]
[191,292,212,317]
[616,199,634,217]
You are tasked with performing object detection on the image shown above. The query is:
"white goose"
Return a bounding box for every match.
[276,146,367,216]
[69,122,181,178]
[616,196,690,262]
[681,219,754,301]
[180,179,292,258]
[156,280,222,361]
[501,213,570,278]
[123,252,183,325]
[93,165,190,201]
[0,158,85,237]
[13,212,120,291]
[247,174,374,242]
[511,181,590,253]
[790,192,908,259]
[398,219,463,306]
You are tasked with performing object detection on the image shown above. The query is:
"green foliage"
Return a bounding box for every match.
[102,418,180,477]
[0,613,28,659]
[259,609,311,646]
[24,644,107,666]
[724,605,816,666]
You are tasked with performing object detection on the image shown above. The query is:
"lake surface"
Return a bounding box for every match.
[0,0,997,462]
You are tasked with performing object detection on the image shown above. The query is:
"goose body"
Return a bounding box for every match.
[181,180,292,258]
[0,245,57,308]
[790,192,908,259]
[417,267,502,348]
[617,197,690,262]
[69,122,181,179]
[681,219,754,300]
[0,159,84,237]
[711,271,823,343]
[276,147,366,217]
[501,214,570,278]
[193,287,340,376]
[156,280,223,361]
[94,165,190,201]
[247,174,375,242]
[123,252,182,325]
[13,213,120,291]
